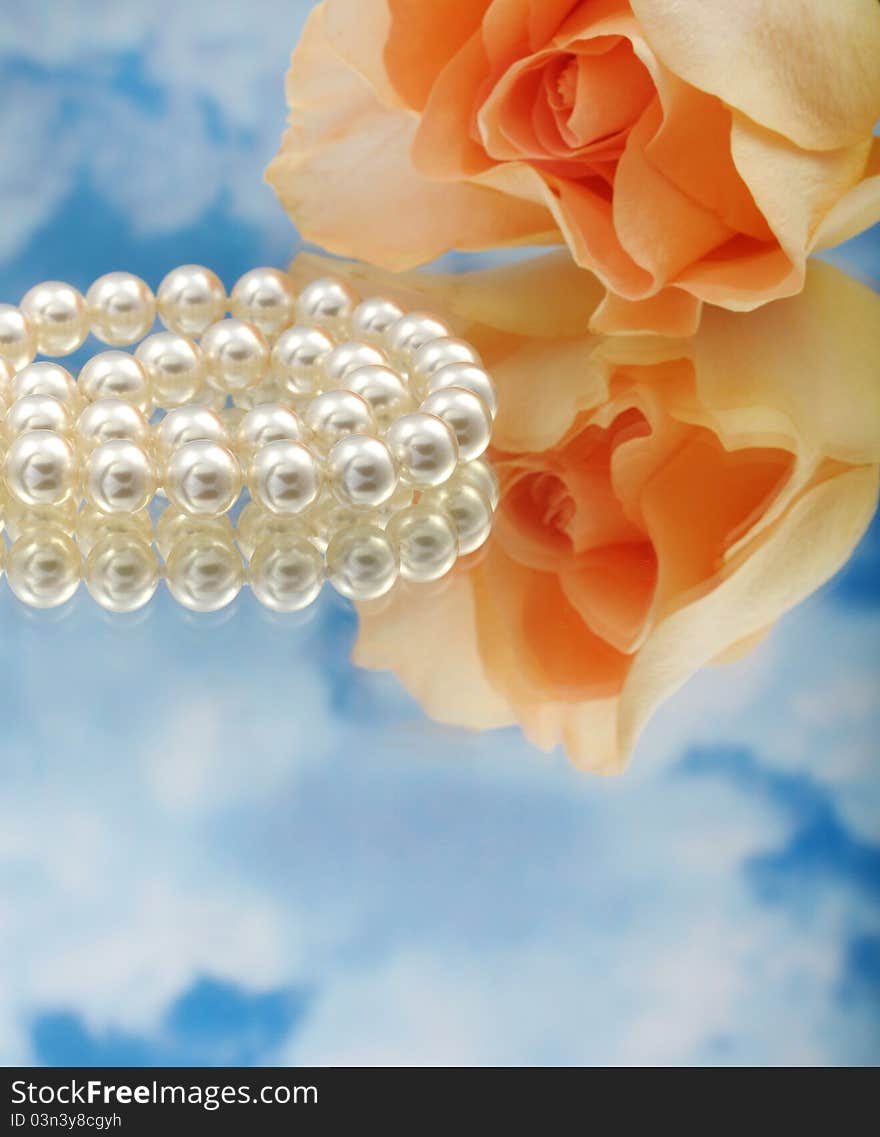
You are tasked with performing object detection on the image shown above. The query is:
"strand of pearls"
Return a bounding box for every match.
[0,268,499,612]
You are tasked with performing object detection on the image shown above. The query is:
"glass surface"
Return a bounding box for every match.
[0,0,878,1067]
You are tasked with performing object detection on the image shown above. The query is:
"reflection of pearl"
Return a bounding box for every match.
[6,529,81,609]
[420,385,492,461]
[165,532,244,612]
[425,479,493,555]
[386,503,458,582]
[385,412,458,487]
[325,523,399,600]
[84,533,159,612]
[248,534,324,612]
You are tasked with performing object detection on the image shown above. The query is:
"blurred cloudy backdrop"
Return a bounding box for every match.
[0,0,878,1066]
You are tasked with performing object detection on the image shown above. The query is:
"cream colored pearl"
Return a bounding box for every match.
[230,267,297,341]
[232,377,288,411]
[157,264,226,337]
[303,489,375,554]
[271,325,335,398]
[155,508,233,560]
[303,389,376,451]
[410,337,482,392]
[235,502,313,559]
[20,280,89,356]
[248,534,324,612]
[235,403,303,463]
[4,497,78,542]
[84,532,159,612]
[154,405,228,464]
[13,362,79,408]
[164,439,241,517]
[427,361,497,418]
[295,276,358,331]
[165,532,243,612]
[85,439,156,514]
[326,433,398,510]
[6,394,74,437]
[248,440,321,516]
[325,523,399,600]
[384,311,451,369]
[86,272,156,345]
[78,351,152,414]
[426,479,493,554]
[420,385,492,461]
[386,503,458,582]
[322,340,388,386]
[452,457,500,509]
[0,304,36,371]
[0,357,14,404]
[377,480,416,523]
[77,504,153,557]
[351,296,404,344]
[202,317,270,393]
[135,332,204,408]
[343,364,412,428]
[6,529,81,608]
[5,430,78,507]
[76,399,151,452]
[384,411,458,487]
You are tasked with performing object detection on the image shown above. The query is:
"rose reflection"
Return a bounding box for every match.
[289,251,880,771]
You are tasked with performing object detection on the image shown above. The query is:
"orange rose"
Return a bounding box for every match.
[288,251,880,770]
[268,0,880,335]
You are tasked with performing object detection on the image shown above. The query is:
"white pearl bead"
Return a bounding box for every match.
[0,357,14,403]
[85,439,157,514]
[165,532,243,612]
[5,430,78,507]
[248,534,324,612]
[384,411,458,487]
[20,280,89,356]
[303,389,375,451]
[295,276,358,331]
[77,504,153,557]
[343,364,412,427]
[325,523,399,600]
[76,399,151,452]
[307,488,376,553]
[271,325,334,398]
[384,311,451,369]
[326,433,398,509]
[154,405,228,464]
[235,403,303,462]
[410,336,482,391]
[135,332,205,408]
[164,439,241,517]
[229,267,297,341]
[157,264,226,337]
[235,502,313,559]
[4,498,78,542]
[426,479,493,554]
[0,304,36,370]
[86,272,156,345]
[427,361,497,418]
[322,340,388,385]
[386,503,459,582]
[453,457,500,509]
[6,394,74,437]
[351,296,404,344]
[155,509,234,560]
[78,351,152,414]
[6,529,81,608]
[202,317,270,393]
[420,385,492,461]
[84,533,159,612]
[248,440,321,516]
[13,362,79,408]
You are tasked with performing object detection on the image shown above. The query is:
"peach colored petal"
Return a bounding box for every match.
[813,139,880,252]
[266,6,556,270]
[384,0,489,109]
[630,0,880,150]
[618,464,880,757]
[590,287,701,336]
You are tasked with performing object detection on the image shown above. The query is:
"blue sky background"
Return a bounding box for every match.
[0,0,878,1067]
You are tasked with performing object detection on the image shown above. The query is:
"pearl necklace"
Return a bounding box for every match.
[0,267,498,612]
